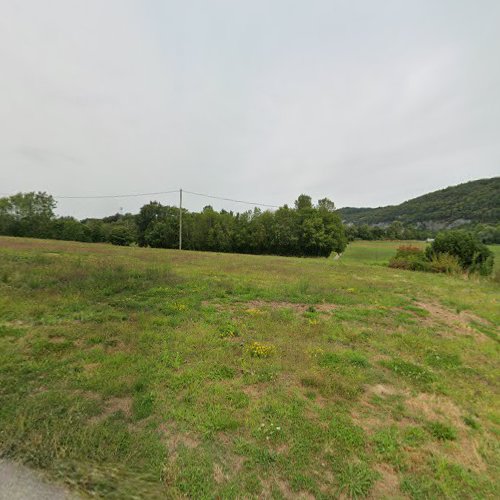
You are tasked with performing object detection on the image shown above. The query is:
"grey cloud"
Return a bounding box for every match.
[0,0,499,218]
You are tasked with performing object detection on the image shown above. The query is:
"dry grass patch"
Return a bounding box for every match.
[212,463,226,484]
[276,479,315,500]
[352,384,405,431]
[351,409,387,434]
[427,434,486,473]
[82,362,100,373]
[90,396,132,424]
[242,384,267,399]
[159,423,200,458]
[405,393,487,472]
[405,393,462,426]
[202,299,336,314]
[245,300,336,313]
[415,301,493,340]
[47,336,67,343]
[368,384,402,398]
[371,463,401,499]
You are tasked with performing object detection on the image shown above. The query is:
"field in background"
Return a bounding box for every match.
[489,244,500,273]
[0,237,498,498]
[340,240,426,265]
[342,240,500,274]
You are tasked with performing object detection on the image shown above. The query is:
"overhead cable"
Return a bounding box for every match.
[183,190,279,208]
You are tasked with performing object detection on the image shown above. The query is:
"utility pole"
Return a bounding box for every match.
[179,188,183,250]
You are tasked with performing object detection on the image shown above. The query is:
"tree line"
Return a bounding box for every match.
[345,221,500,244]
[345,222,432,241]
[0,192,348,258]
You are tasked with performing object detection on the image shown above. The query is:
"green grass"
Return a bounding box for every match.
[340,239,427,265]
[0,237,499,498]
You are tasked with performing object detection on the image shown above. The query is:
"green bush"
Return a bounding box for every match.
[426,231,494,275]
[109,225,135,246]
[428,253,462,274]
[389,246,430,271]
[389,232,494,276]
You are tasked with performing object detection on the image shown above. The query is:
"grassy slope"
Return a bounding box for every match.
[0,236,499,499]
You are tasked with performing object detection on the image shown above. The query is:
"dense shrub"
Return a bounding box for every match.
[389,232,495,276]
[389,246,430,271]
[428,253,462,274]
[109,225,135,246]
[51,217,91,242]
[426,231,494,275]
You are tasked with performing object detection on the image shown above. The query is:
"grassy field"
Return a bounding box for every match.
[0,236,498,499]
[339,240,500,274]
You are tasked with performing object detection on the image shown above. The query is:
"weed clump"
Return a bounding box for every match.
[319,350,369,369]
[337,462,378,498]
[463,416,479,429]
[426,421,457,441]
[245,308,263,316]
[425,351,462,369]
[402,426,428,447]
[218,322,239,338]
[248,342,276,358]
[171,302,187,311]
[257,421,283,441]
[306,347,325,359]
[382,359,435,387]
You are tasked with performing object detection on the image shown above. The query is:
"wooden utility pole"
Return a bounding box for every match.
[179,188,183,250]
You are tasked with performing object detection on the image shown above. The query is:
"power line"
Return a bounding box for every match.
[1,188,280,207]
[184,189,279,208]
[54,189,179,199]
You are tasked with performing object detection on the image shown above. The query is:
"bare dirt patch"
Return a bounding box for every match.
[258,478,315,500]
[371,464,401,499]
[202,299,336,314]
[368,384,402,398]
[48,336,67,344]
[201,300,224,310]
[242,384,267,399]
[159,423,200,460]
[168,432,199,450]
[245,300,336,313]
[276,479,315,499]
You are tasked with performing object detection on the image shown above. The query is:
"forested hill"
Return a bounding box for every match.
[339,177,500,228]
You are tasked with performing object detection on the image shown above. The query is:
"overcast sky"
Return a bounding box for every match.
[1,0,499,218]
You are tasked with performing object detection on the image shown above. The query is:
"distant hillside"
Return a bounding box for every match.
[339,177,500,229]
